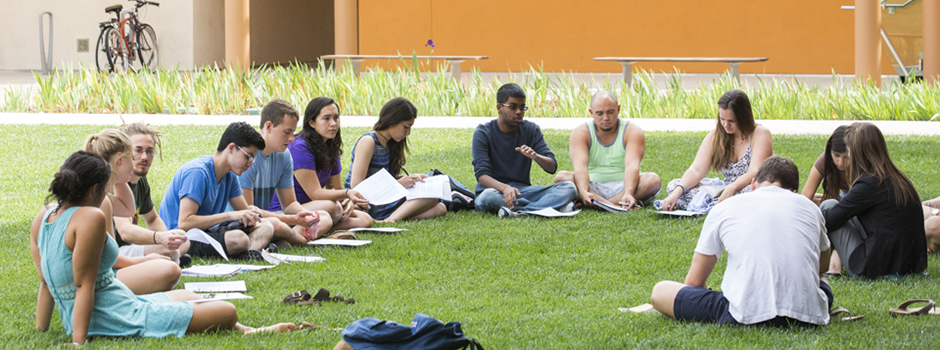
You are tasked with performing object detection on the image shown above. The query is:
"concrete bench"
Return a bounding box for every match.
[321,55,489,80]
[594,57,769,86]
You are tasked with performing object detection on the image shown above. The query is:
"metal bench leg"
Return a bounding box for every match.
[726,62,742,83]
[620,61,636,87]
[447,59,466,80]
[339,58,364,77]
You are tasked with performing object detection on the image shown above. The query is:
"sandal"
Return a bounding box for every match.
[312,288,357,304]
[829,307,865,322]
[282,290,315,305]
[889,299,936,317]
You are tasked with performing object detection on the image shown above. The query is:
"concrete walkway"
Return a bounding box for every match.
[1,112,939,135]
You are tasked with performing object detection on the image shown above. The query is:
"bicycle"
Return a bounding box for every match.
[95,0,160,73]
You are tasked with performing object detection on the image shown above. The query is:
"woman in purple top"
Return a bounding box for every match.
[287,97,372,230]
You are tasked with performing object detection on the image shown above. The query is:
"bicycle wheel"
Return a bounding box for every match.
[95,27,114,72]
[136,24,159,72]
[107,28,131,73]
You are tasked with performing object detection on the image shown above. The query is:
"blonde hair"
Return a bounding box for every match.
[120,122,163,161]
[83,129,132,163]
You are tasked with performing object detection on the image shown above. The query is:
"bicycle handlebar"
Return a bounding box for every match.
[129,0,160,8]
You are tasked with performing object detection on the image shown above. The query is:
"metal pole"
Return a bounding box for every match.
[39,11,53,75]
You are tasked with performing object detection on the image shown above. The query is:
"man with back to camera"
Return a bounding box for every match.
[650,156,834,326]
[472,83,577,217]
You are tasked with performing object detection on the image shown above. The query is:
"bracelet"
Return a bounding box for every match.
[676,184,687,195]
[152,230,157,244]
[345,189,350,199]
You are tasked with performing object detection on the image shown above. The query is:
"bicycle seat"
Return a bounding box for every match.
[105,4,123,15]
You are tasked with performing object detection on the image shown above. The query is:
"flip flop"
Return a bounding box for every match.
[829,307,865,322]
[889,299,936,317]
[282,290,314,305]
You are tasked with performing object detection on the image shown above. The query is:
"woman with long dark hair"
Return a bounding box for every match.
[820,122,928,278]
[30,151,302,345]
[801,125,850,205]
[660,89,773,211]
[275,96,372,231]
[345,97,446,223]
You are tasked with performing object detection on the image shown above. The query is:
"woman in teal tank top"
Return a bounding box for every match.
[31,152,304,345]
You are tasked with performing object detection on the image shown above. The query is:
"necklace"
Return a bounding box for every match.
[374,131,390,146]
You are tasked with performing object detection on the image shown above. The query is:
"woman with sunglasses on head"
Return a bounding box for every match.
[819,122,928,278]
[30,151,304,346]
[345,97,447,223]
[660,89,773,211]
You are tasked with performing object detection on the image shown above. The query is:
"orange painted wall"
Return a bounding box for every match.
[357,0,895,74]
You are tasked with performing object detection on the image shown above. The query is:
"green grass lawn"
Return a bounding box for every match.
[1,124,938,349]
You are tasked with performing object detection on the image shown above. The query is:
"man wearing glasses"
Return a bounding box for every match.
[113,122,190,265]
[472,83,577,217]
[553,90,661,211]
[159,121,277,260]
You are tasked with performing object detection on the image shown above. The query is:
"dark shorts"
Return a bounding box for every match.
[188,220,246,258]
[369,198,407,221]
[673,281,833,327]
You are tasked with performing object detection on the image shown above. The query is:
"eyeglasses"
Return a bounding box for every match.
[236,146,255,163]
[133,148,155,157]
[499,103,529,112]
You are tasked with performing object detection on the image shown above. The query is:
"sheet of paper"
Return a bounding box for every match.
[406,175,451,200]
[353,168,409,205]
[348,227,408,233]
[522,207,581,217]
[186,228,228,260]
[307,238,373,246]
[592,200,630,213]
[654,210,705,217]
[181,264,242,277]
[619,303,658,313]
[184,281,247,293]
[190,292,254,303]
[269,253,325,263]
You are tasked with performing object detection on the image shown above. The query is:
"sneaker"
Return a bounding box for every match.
[559,202,575,213]
[178,254,192,268]
[266,242,279,253]
[240,250,265,261]
[497,206,519,218]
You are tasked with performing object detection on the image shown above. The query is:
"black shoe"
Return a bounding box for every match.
[178,254,192,268]
[266,243,278,253]
[239,250,264,261]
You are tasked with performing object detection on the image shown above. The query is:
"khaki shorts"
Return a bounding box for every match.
[118,244,146,257]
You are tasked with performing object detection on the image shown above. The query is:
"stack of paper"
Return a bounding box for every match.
[307,239,372,246]
[182,264,276,277]
[190,292,254,304]
[654,210,705,217]
[184,281,247,293]
[268,253,325,263]
[406,175,451,200]
[522,207,581,217]
[593,200,630,213]
[353,168,409,205]
[349,227,407,233]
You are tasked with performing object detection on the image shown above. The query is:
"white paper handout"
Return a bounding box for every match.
[348,227,408,233]
[190,292,254,304]
[186,228,228,260]
[406,175,451,200]
[307,238,373,246]
[654,210,705,217]
[522,207,581,217]
[181,264,242,277]
[184,281,247,293]
[268,253,325,263]
[353,168,409,205]
[618,303,658,313]
[592,200,630,213]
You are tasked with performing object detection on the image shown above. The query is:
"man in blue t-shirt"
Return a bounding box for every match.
[472,83,577,217]
[238,99,331,244]
[159,122,275,260]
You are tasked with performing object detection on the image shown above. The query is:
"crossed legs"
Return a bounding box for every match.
[165,290,298,334]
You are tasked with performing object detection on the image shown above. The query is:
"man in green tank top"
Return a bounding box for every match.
[554,91,661,210]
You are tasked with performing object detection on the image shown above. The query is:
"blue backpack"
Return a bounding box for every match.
[341,313,483,350]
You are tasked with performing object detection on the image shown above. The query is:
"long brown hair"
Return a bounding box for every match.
[843,122,917,206]
[821,125,848,201]
[711,89,756,172]
[373,97,416,177]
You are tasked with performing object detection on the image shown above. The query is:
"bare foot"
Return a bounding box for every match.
[375,218,395,224]
[243,323,298,335]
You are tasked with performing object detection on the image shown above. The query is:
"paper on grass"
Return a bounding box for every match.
[592,200,630,213]
[522,207,581,217]
[185,281,247,293]
[348,227,407,233]
[269,253,325,263]
[353,168,409,205]
[190,292,253,303]
[618,303,658,313]
[406,175,451,200]
[654,210,705,217]
[307,238,372,246]
[186,228,228,260]
[181,264,242,277]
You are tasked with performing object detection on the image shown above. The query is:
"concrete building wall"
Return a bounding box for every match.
[0,0,197,70]
[249,0,334,66]
[194,0,226,68]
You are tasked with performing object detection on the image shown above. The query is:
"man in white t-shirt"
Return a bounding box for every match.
[650,156,833,326]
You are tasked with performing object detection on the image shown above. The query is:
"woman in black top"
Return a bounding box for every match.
[819,122,928,278]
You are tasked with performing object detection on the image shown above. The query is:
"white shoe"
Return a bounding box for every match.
[497,206,519,218]
[559,202,575,213]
